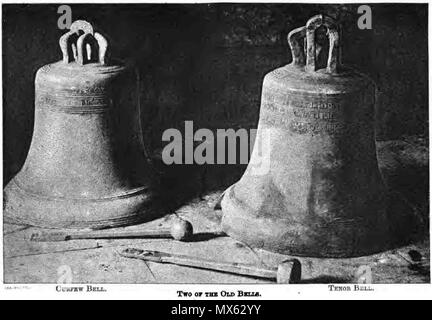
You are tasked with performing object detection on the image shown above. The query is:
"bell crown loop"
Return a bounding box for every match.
[59,20,108,66]
[288,14,340,74]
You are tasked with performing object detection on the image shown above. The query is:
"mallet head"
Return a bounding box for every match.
[276,259,302,284]
[170,218,194,241]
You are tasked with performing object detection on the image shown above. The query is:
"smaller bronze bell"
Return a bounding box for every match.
[4,20,158,229]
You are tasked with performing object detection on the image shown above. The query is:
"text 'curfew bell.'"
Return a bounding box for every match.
[4,20,157,229]
[221,15,392,258]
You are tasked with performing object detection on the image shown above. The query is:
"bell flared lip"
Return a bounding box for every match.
[4,177,159,229]
[221,184,396,259]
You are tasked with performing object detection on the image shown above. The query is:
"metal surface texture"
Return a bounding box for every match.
[221,15,392,258]
[4,20,158,229]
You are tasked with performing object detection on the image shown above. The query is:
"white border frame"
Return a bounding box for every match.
[0,0,430,300]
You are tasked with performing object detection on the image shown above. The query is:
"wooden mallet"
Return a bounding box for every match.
[119,248,302,283]
[30,218,194,242]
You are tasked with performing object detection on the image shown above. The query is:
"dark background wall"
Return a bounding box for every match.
[2,3,428,187]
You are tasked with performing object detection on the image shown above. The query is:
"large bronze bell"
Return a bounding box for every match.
[4,20,157,229]
[221,15,391,258]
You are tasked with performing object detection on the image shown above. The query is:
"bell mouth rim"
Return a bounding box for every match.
[9,178,151,203]
[4,178,161,229]
[221,184,395,258]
